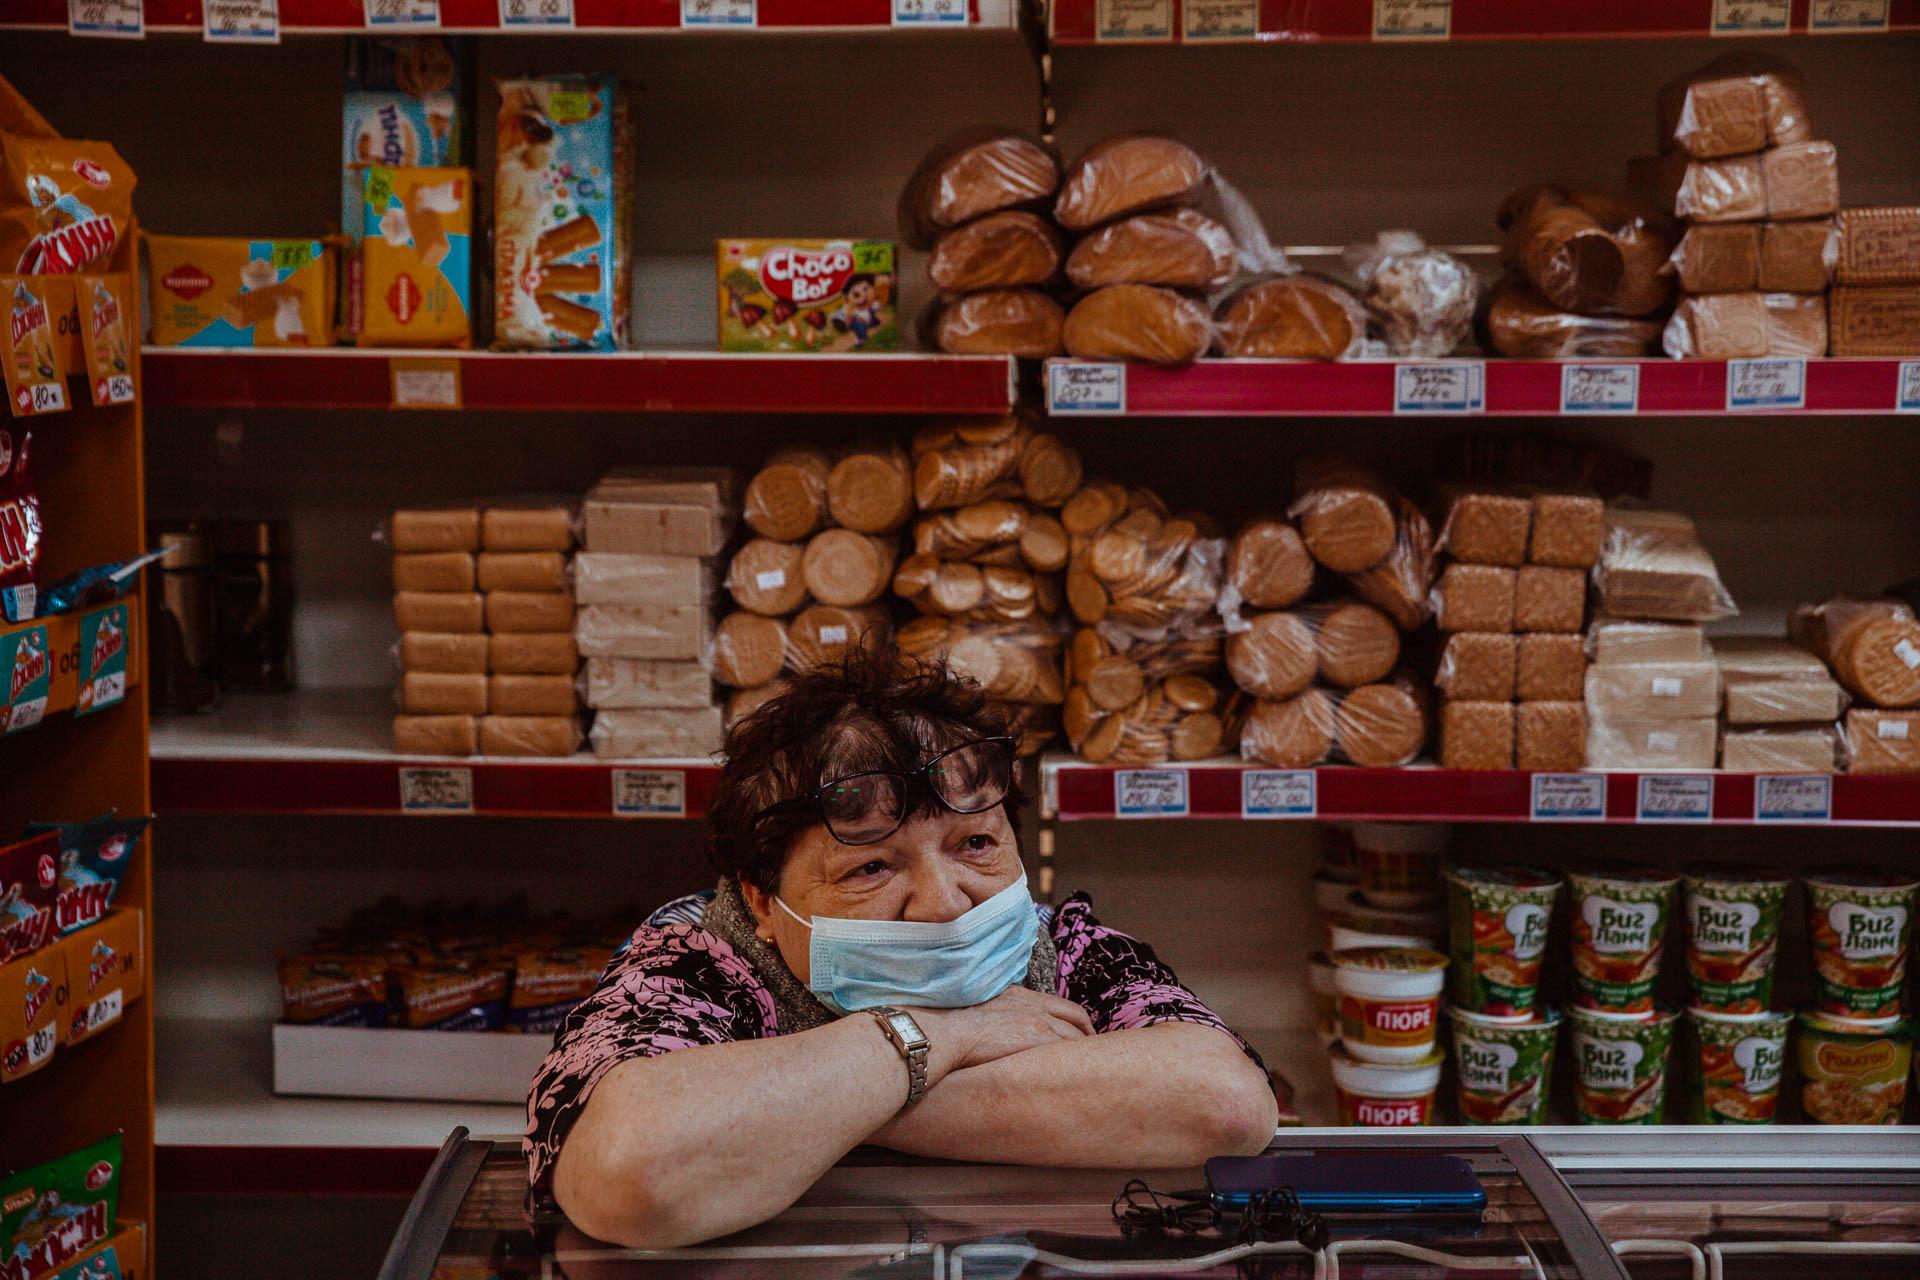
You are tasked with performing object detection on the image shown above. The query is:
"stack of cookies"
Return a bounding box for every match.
[1062,627,1237,765]
[1792,598,1920,774]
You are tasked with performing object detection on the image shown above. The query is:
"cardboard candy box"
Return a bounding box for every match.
[716,239,898,353]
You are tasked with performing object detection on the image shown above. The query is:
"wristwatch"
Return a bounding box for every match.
[868,1005,930,1107]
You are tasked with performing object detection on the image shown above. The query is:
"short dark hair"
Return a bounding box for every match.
[707,644,1025,895]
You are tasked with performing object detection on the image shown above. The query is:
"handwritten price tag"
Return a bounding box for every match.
[1560,363,1639,414]
[682,0,755,25]
[1047,362,1126,415]
[1531,773,1607,822]
[15,382,67,416]
[1897,362,1920,412]
[81,990,124,1035]
[1395,362,1483,414]
[68,0,143,37]
[390,358,462,409]
[1374,0,1450,39]
[1184,0,1257,40]
[400,767,474,813]
[613,769,687,818]
[204,0,277,40]
[1241,770,1315,819]
[894,0,967,24]
[1637,774,1715,823]
[365,0,438,25]
[1711,0,1790,34]
[1096,0,1172,41]
[1115,769,1189,818]
[1755,774,1832,822]
[1727,358,1806,410]
[1811,0,1889,31]
[501,0,572,25]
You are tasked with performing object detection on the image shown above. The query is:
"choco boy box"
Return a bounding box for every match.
[0,1134,121,1280]
[360,166,472,348]
[716,239,898,352]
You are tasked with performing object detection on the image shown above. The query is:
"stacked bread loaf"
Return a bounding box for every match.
[1485,185,1675,358]
[1791,598,1920,773]
[577,470,734,759]
[1643,54,1837,359]
[1712,636,1844,772]
[1828,207,1920,355]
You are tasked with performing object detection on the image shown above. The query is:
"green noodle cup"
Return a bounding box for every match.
[1681,867,1790,1015]
[1804,869,1919,1020]
[1684,1008,1790,1125]
[1451,1006,1560,1126]
[1445,865,1561,1018]
[1568,864,1679,1015]
[1569,1005,1676,1125]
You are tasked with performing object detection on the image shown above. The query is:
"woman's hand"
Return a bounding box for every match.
[910,987,1094,1083]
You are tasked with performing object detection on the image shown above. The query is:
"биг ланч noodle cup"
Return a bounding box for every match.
[1569,864,1678,1014]
[1797,1010,1911,1125]
[1570,1005,1676,1124]
[1682,867,1789,1015]
[1804,869,1917,1020]
[1328,1043,1441,1127]
[1332,946,1445,1064]
[1451,1006,1560,1125]
[1446,864,1560,1017]
[1684,1007,1789,1124]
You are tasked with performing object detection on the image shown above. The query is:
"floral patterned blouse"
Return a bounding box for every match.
[524,890,1263,1202]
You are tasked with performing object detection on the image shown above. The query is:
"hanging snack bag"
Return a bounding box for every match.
[0,830,58,964]
[2,277,66,416]
[359,166,472,347]
[0,427,40,621]
[0,133,135,276]
[24,814,150,936]
[0,1133,122,1280]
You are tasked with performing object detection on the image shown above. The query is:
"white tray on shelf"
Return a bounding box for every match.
[272,1022,552,1105]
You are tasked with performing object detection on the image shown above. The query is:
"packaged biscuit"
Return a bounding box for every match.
[717,239,898,353]
[145,235,334,348]
[0,830,58,964]
[0,1134,121,1280]
[3,277,67,416]
[389,960,510,1030]
[358,166,471,347]
[22,814,149,936]
[278,950,389,1027]
[494,76,632,351]
[505,945,609,1033]
[0,134,135,275]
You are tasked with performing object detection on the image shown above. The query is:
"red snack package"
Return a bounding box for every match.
[0,134,137,275]
[0,830,57,964]
[0,427,38,622]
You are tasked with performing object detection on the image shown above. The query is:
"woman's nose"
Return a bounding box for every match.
[897,860,974,924]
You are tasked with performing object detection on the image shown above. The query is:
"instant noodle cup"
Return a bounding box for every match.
[1352,822,1451,909]
[1326,896,1445,953]
[1684,1007,1790,1124]
[1804,869,1917,1020]
[1328,1043,1442,1127]
[1306,950,1338,1025]
[1682,866,1790,1015]
[1451,1006,1561,1125]
[1569,864,1679,1014]
[1446,864,1560,1017]
[1797,1010,1911,1125]
[1332,946,1445,1064]
[1569,1005,1677,1125]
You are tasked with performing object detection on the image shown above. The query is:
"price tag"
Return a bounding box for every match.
[1373,0,1449,39]
[24,1024,55,1070]
[1810,0,1889,31]
[364,0,439,26]
[1096,0,1172,41]
[1115,769,1189,818]
[1394,361,1483,414]
[81,990,124,1035]
[613,769,687,818]
[1727,357,1805,410]
[1047,362,1126,415]
[1755,774,1832,822]
[1897,362,1920,412]
[15,382,67,416]
[682,0,755,26]
[68,0,143,37]
[1183,0,1257,41]
[390,358,462,409]
[400,766,474,813]
[1637,774,1715,823]
[893,0,967,25]
[1,625,50,736]
[1531,773,1607,822]
[501,0,572,24]
[1560,363,1639,414]
[1711,0,1790,34]
[92,374,135,406]
[1241,770,1315,819]
[204,0,278,41]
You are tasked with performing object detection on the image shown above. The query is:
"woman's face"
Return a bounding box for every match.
[741,805,1022,987]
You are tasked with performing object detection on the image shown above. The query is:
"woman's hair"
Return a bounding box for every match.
[707,643,1025,894]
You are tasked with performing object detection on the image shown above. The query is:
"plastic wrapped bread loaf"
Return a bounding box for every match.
[1632,151,1765,224]
[584,658,714,710]
[1763,291,1828,357]
[482,501,578,552]
[1346,497,1435,631]
[1496,186,1674,317]
[1586,660,1722,720]
[1516,701,1586,771]
[401,671,488,716]
[826,445,915,536]
[898,128,1061,249]
[1714,637,1844,725]
[1347,231,1480,357]
[1528,493,1605,570]
[743,447,831,542]
[1053,134,1209,232]
[1722,725,1838,773]
[1669,223,1760,294]
[1215,275,1365,360]
[1586,715,1717,769]
[1662,293,1768,359]
[1758,219,1836,293]
[1483,281,1662,358]
[1333,671,1430,767]
[486,591,576,634]
[1242,688,1337,769]
[389,507,481,553]
[490,632,578,675]
[1762,141,1839,221]
[481,551,570,594]
[1587,618,1706,667]
[1063,284,1212,364]
[1437,633,1517,702]
[726,538,809,616]
[1513,565,1585,635]
[1516,633,1586,702]
[1225,518,1315,612]
[588,708,721,760]
[394,714,478,756]
[1312,601,1400,689]
[1434,564,1516,634]
[928,211,1063,292]
[395,591,485,634]
[711,610,789,688]
[1791,597,1920,708]
[787,604,891,673]
[400,631,490,675]
[1440,491,1531,567]
[393,552,476,593]
[1440,701,1513,770]
[1289,457,1397,574]
[1659,53,1811,158]
[928,289,1065,357]
[1595,508,1738,623]
[490,673,579,716]
[1845,709,1920,774]
[1226,610,1317,700]
[482,714,585,758]
[801,530,897,608]
[1066,208,1237,290]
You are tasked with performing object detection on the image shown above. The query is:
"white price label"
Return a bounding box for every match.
[365,0,439,25]
[1115,769,1188,818]
[24,1024,55,1068]
[1727,357,1805,410]
[94,374,136,405]
[68,0,143,37]
[1096,0,1172,41]
[1711,0,1791,34]
[1810,0,1889,31]
[1530,773,1607,822]
[754,569,786,591]
[1047,362,1126,415]
[893,0,967,25]
[1897,362,1920,412]
[818,625,849,645]
[204,0,278,41]
[1184,0,1257,40]
[88,671,127,712]
[1394,361,1483,414]
[21,382,68,416]
[501,0,573,24]
[1374,0,1450,39]
[682,0,755,25]
[1755,774,1832,822]
[6,698,47,734]
[391,365,460,408]
[82,990,124,1034]
[1637,774,1715,822]
[400,766,474,813]
[1241,770,1315,819]
[613,769,687,818]
[1560,363,1639,414]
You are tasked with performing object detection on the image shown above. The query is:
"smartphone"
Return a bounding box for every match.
[1205,1154,1487,1215]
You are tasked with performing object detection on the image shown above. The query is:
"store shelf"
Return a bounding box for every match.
[1041,753,1916,825]
[151,689,720,818]
[1,0,1014,33]
[140,348,1016,415]
[1043,356,1920,417]
[1049,0,1920,44]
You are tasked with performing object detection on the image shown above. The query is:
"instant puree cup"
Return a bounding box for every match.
[1451,1006,1560,1125]
[1682,867,1789,1015]
[1446,864,1561,1017]
[1569,1005,1676,1125]
[1684,1007,1789,1124]
[1569,864,1679,1014]
[1797,1010,1912,1125]
[1352,822,1450,909]
[1332,946,1445,1064]
[1804,869,1917,1020]
[1326,894,1446,954]
[1328,1043,1442,1127]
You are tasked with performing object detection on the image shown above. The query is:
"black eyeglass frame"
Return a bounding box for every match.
[751,736,1018,848]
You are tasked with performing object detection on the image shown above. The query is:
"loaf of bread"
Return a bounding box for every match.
[1793,597,1920,708]
[393,714,478,756]
[489,631,578,675]
[400,631,489,675]
[1834,207,1920,285]
[1828,285,1920,356]
[394,591,484,634]
[1528,493,1605,570]
[928,210,1063,292]
[402,671,489,716]
[1516,632,1586,702]
[583,658,714,710]
[1588,618,1706,667]
[482,502,576,552]
[487,591,576,634]
[1434,564,1516,634]
[1763,141,1839,221]
[1662,293,1768,359]
[743,447,830,542]
[393,552,476,593]
[712,610,788,688]
[389,507,481,554]
[1496,185,1673,317]
[1758,219,1835,292]
[1242,689,1335,768]
[1441,492,1531,567]
[827,446,915,535]
[588,707,722,760]
[1658,53,1811,158]
[1054,134,1208,232]
[1441,701,1513,770]
[1763,290,1828,357]
[1334,675,1428,767]
[898,128,1060,249]
[930,289,1065,357]
[1063,284,1212,364]
[1483,282,1663,358]
[1719,647,1843,724]
[1595,508,1737,623]
[1514,566,1585,634]
[489,673,578,716]
[572,553,713,607]
[1215,276,1365,360]
[576,605,713,661]
[1845,709,1920,774]
[1516,701,1587,771]
[1633,151,1765,223]
[726,539,809,616]
[1669,223,1760,294]
[1346,497,1435,631]
[1290,458,1396,574]
[1437,632,1516,702]
[1586,715,1717,769]
[1227,518,1314,611]
[479,551,570,594]
[1065,208,1237,290]
[1226,610,1316,699]
[1721,725,1838,773]
[1313,601,1400,689]
[1587,659,1722,721]
[788,604,892,673]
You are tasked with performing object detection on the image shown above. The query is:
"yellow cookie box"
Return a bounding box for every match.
[145,234,335,348]
[358,165,473,349]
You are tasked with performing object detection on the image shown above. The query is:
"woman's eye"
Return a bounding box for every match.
[850,861,888,880]
[962,834,997,854]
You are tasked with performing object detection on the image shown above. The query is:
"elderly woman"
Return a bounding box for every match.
[527,648,1277,1248]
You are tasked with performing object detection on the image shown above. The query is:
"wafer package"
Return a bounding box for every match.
[342,38,461,245]
[718,239,898,353]
[494,76,632,351]
[358,166,472,347]
[146,235,335,348]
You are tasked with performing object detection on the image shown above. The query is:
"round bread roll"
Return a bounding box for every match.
[932,289,1065,358]
[1293,462,1397,573]
[1347,497,1435,630]
[1837,618,1920,708]
[1020,513,1070,572]
[713,610,788,688]
[802,530,895,607]
[827,449,913,534]
[1171,711,1225,761]
[1316,601,1401,689]
[1228,519,1314,610]
[1334,681,1428,767]
[899,129,1061,248]
[1065,208,1238,290]
[1064,285,1212,365]
[726,680,788,727]
[727,539,809,616]
[1243,690,1335,768]
[744,447,830,541]
[928,210,1063,292]
[1215,276,1366,360]
[1226,611,1316,700]
[1085,655,1146,712]
[1019,434,1083,508]
[1054,135,1208,232]
[788,604,890,673]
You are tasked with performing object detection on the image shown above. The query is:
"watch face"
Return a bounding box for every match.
[888,1013,921,1042]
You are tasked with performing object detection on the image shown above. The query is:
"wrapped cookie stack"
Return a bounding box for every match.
[577,470,734,759]
[1643,54,1838,360]
[713,447,904,725]
[1791,598,1920,774]
[1584,509,1738,768]
[1434,489,1601,771]
[1827,206,1920,356]
[1712,636,1844,772]
[1484,185,1675,358]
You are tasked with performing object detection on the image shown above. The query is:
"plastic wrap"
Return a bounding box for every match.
[1068,624,1222,687]
[711,610,788,688]
[1241,688,1336,768]
[896,615,1064,705]
[1516,633,1587,702]
[1586,660,1722,720]
[1289,457,1397,574]
[1659,52,1811,158]
[491,631,578,675]
[1063,284,1212,364]
[913,416,1081,511]
[1723,725,1839,772]
[388,507,482,553]
[1348,232,1480,357]
[1439,491,1531,567]
[481,501,579,552]
[401,671,488,715]
[1215,275,1366,360]
[898,128,1061,249]
[1495,186,1673,317]
[485,590,575,634]
[1483,281,1663,358]
[393,552,476,593]
[1715,636,1844,725]
[1669,223,1760,294]
[1585,714,1717,769]
[1440,701,1514,770]
[928,210,1063,292]
[726,538,809,616]
[394,714,478,756]
[583,658,714,710]
[1347,497,1436,631]
[1065,208,1237,290]
[824,445,914,535]
[575,604,712,660]
[787,603,892,673]
[1632,151,1766,224]
[743,447,831,542]
[1791,597,1920,709]
[928,289,1065,357]
[894,555,1055,623]
[1834,207,1920,286]
[1224,518,1315,613]
[1332,671,1430,767]
[584,467,737,558]
[1587,617,1707,666]
[1067,671,1233,765]
[801,529,897,608]
[1596,508,1739,624]
[482,714,585,758]
[1053,134,1208,232]
[1763,291,1828,357]
[491,673,579,716]
[1843,708,1920,774]
[1226,600,1399,698]
[588,707,722,760]
[480,550,570,594]
[572,553,714,606]
[1528,492,1605,570]
[394,590,485,634]
[1516,701,1587,771]
[1433,563,1516,633]
[1226,610,1316,699]
[399,631,490,675]
[1514,565,1586,634]
[1063,485,1225,638]
[1759,219,1836,293]
[1436,633,1516,703]
[1762,141,1839,220]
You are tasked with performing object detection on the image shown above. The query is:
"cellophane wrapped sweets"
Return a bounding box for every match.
[1348,230,1480,357]
[1063,624,1235,765]
[1496,185,1674,318]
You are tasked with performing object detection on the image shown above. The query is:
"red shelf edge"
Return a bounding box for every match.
[2,0,993,31]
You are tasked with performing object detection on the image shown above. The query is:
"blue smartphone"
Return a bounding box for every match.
[1205,1155,1487,1215]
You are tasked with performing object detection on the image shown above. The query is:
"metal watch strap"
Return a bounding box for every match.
[869,1005,930,1107]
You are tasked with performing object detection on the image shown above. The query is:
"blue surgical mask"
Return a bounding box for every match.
[775,873,1037,1015]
